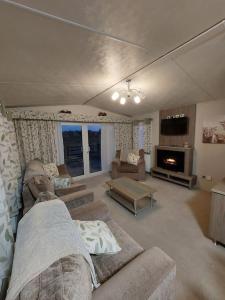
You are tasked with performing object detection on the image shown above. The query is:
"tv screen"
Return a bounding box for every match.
[161,117,189,135]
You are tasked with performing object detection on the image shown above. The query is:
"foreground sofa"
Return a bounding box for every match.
[70,200,176,300]
[22,159,94,214]
[18,160,176,299]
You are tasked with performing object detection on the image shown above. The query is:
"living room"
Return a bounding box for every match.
[1,1,225,300]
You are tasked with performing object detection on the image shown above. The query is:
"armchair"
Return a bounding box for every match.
[112,149,146,181]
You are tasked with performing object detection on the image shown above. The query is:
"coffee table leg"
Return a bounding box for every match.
[134,201,137,216]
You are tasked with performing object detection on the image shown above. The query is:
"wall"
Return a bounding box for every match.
[135,99,225,188]
[194,99,225,188]
[159,104,196,147]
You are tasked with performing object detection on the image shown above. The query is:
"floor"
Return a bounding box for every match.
[80,173,225,300]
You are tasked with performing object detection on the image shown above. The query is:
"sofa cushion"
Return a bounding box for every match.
[119,162,138,173]
[91,220,144,283]
[76,220,121,255]
[52,176,71,189]
[35,191,59,204]
[43,163,59,178]
[127,153,140,166]
[17,255,92,300]
[24,159,45,183]
[28,175,54,199]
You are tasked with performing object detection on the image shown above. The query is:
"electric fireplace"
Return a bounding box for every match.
[154,145,193,176]
[152,145,197,188]
[157,149,185,173]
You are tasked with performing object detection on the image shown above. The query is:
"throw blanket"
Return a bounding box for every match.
[6,199,99,300]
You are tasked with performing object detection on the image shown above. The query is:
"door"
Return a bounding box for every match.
[61,124,84,177]
[88,125,102,173]
[61,123,102,177]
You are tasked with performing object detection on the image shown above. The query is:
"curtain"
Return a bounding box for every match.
[14,119,57,169]
[101,125,115,171]
[0,174,14,294]
[132,119,152,153]
[114,123,133,151]
[0,114,22,221]
[0,111,16,292]
[133,121,140,150]
[143,119,152,154]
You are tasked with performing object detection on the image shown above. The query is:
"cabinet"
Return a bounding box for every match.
[209,182,225,245]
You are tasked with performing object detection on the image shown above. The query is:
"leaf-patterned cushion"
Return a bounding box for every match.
[53,177,71,189]
[75,220,121,255]
[127,152,140,166]
[43,163,59,178]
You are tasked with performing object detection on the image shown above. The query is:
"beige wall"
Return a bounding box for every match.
[136,99,225,188]
[194,99,225,188]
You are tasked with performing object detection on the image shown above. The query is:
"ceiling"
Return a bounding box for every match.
[0,0,225,116]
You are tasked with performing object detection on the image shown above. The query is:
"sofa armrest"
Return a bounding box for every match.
[137,157,145,167]
[60,189,94,210]
[55,183,86,197]
[92,247,176,300]
[69,200,111,222]
[112,158,121,167]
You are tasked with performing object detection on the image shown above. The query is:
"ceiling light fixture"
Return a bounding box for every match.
[111,79,145,105]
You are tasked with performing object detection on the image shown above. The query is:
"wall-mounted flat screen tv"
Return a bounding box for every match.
[161,116,189,135]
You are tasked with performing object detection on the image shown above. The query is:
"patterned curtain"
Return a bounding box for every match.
[143,119,152,154]
[14,119,57,169]
[114,123,133,151]
[0,114,22,221]
[0,111,16,294]
[132,121,139,150]
[132,119,152,153]
[0,174,14,295]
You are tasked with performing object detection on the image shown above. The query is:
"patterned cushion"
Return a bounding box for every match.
[127,153,140,166]
[35,191,58,204]
[76,220,121,255]
[53,177,71,189]
[43,163,59,178]
[120,150,129,162]
[17,255,92,300]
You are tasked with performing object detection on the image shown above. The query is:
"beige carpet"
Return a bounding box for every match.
[80,174,225,300]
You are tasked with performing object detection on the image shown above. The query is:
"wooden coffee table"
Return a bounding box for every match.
[106,177,156,216]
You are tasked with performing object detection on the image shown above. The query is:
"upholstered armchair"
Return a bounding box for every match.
[112,149,146,181]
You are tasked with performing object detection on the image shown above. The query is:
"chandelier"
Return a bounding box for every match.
[111,79,145,105]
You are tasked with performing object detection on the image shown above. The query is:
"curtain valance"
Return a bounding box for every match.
[11,110,132,124]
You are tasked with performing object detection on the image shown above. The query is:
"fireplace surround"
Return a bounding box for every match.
[152,145,197,188]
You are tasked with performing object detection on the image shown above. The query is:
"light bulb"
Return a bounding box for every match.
[134,95,141,104]
[111,91,119,101]
[120,97,126,105]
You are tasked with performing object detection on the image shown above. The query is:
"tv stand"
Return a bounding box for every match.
[151,167,197,189]
[152,145,197,189]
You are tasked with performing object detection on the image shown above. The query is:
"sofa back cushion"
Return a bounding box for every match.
[17,255,92,300]
[28,175,54,199]
[24,159,45,183]
[43,163,59,178]
[127,153,140,166]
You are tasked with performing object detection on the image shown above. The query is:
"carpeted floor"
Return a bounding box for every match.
[80,173,225,300]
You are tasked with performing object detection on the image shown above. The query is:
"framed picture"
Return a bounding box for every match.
[202,117,225,144]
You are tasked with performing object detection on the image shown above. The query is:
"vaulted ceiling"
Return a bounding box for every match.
[0,0,225,116]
